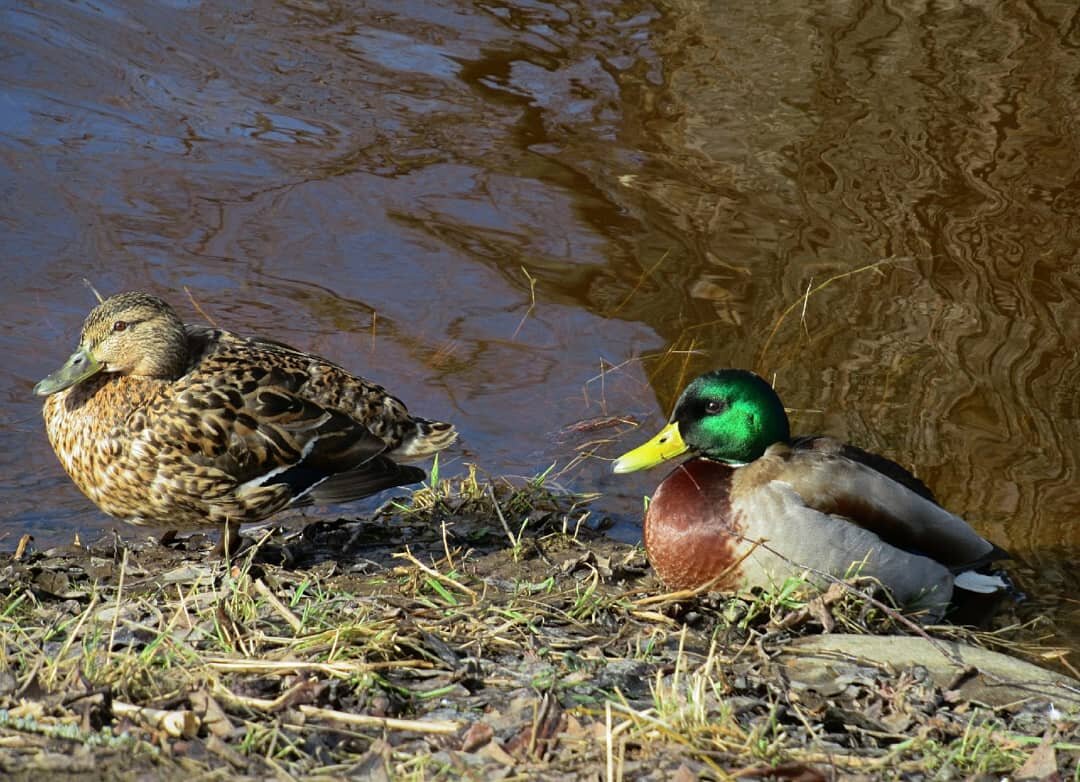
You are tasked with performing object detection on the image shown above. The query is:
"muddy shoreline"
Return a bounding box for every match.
[1,481,1076,780]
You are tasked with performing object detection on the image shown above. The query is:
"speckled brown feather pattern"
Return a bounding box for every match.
[39,292,457,531]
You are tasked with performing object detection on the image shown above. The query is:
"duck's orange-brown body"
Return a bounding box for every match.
[644,459,745,591]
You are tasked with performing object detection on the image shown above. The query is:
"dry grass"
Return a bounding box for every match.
[0,473,1076,780]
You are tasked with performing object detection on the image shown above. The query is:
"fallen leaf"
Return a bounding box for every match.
[733,762,829,781]
[671,764,698,782]
[461,721,494,752]
[479,740,517,767]
[206,735,248,768]
[1015,731,1060,781]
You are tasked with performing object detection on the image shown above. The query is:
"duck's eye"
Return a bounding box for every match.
[112,320,128,332]
[705,400,723,413]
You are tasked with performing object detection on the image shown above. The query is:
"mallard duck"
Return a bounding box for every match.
[612,369,1007,618]
[34,291,457,553]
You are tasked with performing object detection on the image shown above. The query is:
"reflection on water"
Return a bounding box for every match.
[1,1,1077,650]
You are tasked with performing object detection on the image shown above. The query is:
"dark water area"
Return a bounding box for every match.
[2,1,1078,651]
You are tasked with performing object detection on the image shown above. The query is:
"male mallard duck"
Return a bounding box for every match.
[612,369,1007,618]
[34,292,457,553]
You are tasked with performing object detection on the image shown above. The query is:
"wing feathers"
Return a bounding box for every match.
[746,439,997,568]
[177,326,445,514]
[306,460,426,506]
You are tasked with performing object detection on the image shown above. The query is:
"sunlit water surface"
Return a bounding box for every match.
[2,0,1078,652]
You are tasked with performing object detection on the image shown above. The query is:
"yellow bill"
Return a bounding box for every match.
[612,422,688,473]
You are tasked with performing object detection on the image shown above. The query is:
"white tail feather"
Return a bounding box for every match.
[954,570,1008,594]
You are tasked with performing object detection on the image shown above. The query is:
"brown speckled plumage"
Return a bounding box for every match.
[36,292,456,539]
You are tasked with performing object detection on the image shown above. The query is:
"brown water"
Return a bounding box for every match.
[2,1,1077,649]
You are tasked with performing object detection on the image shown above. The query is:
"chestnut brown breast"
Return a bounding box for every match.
[642,457,746,590]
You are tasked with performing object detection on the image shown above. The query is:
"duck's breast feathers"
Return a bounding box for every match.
[644,458,747,590]
[743,437,998,568]
[649,458,738,532]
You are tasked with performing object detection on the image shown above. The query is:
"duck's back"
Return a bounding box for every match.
[748,437,996,568]
[181,325,430,450]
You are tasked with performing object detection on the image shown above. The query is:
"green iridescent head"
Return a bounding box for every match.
[671,369,790,463]
[612,369,790,472]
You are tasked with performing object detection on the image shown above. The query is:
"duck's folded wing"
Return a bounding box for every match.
[305,458,425,505]
[790,435,937,501]
[756,439,997,569]
[208,386,398,502]
[257,390,428,503]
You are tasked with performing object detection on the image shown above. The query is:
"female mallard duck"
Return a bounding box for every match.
[34,291,457,553]
[613,369,1007,618]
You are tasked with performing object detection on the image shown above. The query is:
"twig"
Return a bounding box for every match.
[83,278,105,303]
[204,658,434,676]
[488,484,518,551]
[440,519,455,570]
[605,700,614,782]
[799,276,814,335]
[299,704,461,735]
[212,681,460,734]
[107,548,128,661]
[757,256,910,369]
[670,336,698,407]
[253,579,303,634]
[184,286,219,327]
[609,249,671,317]
[394,547,478,599]
[12,534,31,561]
[44,595,98,688]
[113,700,199,738]
[511,266,537,340]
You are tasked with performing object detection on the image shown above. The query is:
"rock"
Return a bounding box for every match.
[778,634,1080,707]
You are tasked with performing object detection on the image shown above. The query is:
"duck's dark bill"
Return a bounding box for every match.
[34,347,101,396]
